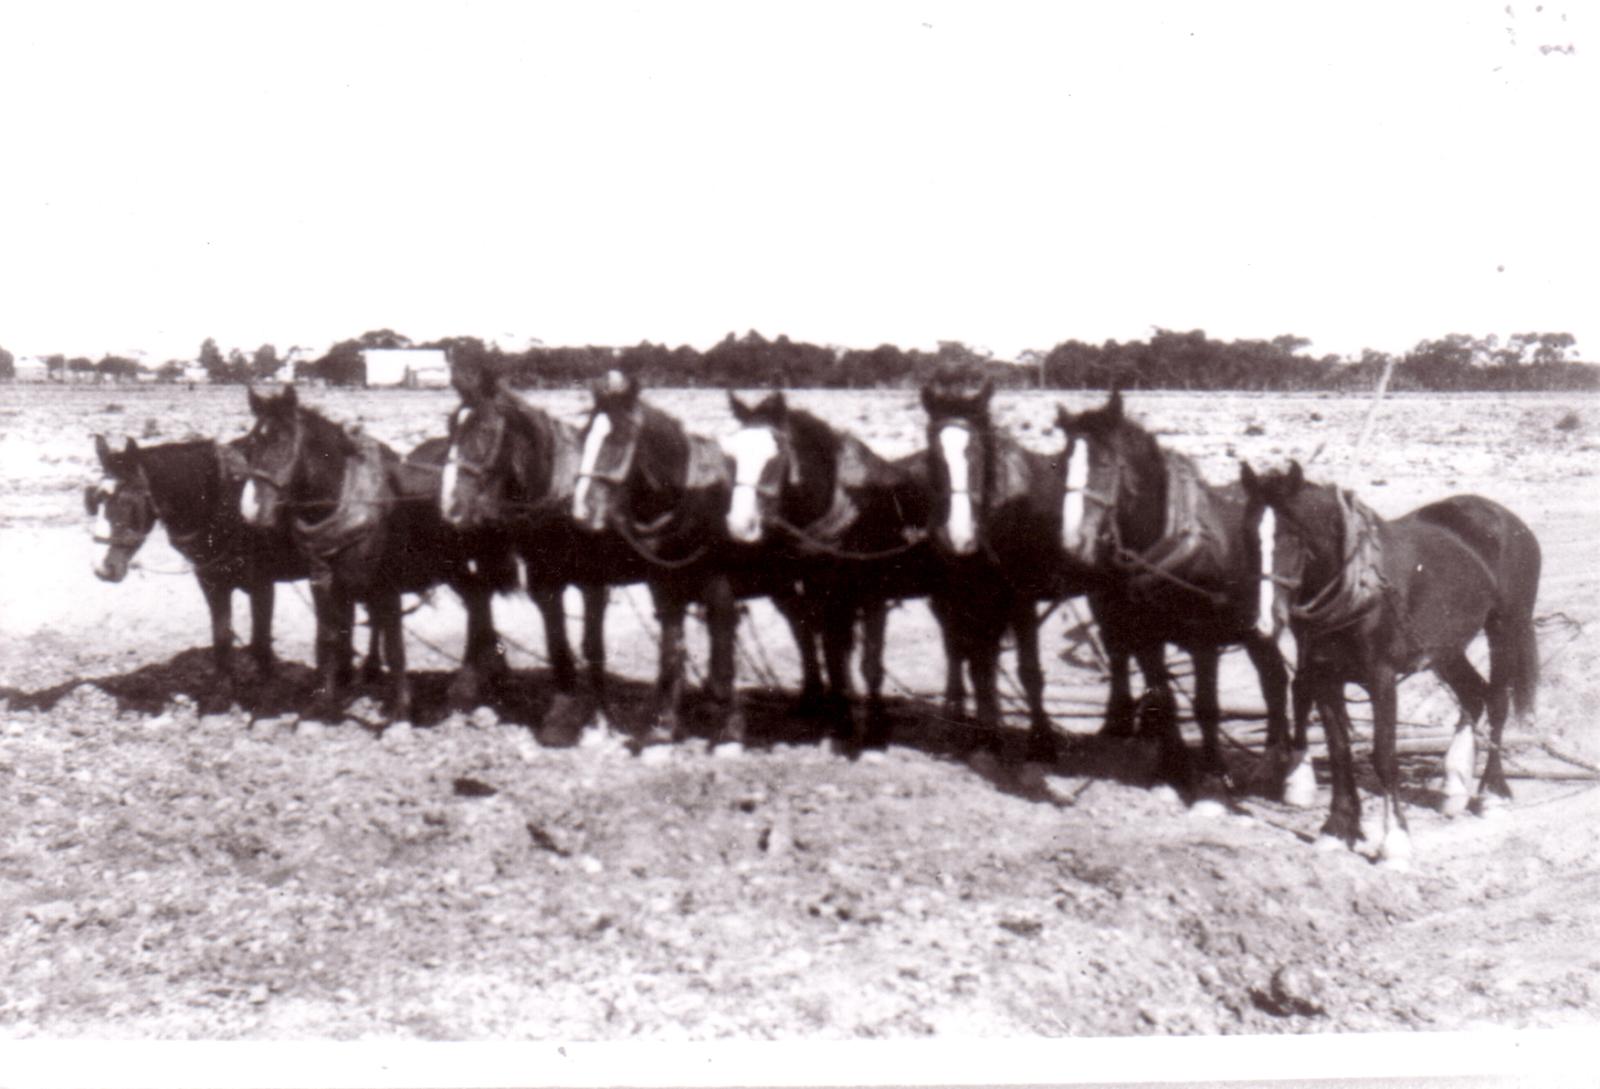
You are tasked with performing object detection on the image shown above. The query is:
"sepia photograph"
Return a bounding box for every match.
[0,3,1595,1087]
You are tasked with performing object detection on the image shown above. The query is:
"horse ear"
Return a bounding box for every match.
[1239,461,1259,495]
[123,437,141,463]
[247,387,266,416]
[282,383,298,409]
[727,391,751,423]
[1054,405,1073,433]
[920,386,936,415]
[976,378,994,410]
[1107,388,1124,420]
[1287,459,1304,491]
[94,433,113,469]
[766,391,788,422]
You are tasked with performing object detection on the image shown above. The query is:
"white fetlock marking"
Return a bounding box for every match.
[1477,793,1509,820]
[1189,798,1227,820]
[1256,508,1278,637]
[938,427,977,555]
[712,740,745,760]
[1061,442,1087,553]
[1379,797,1413,869]
[1442,728,1475,816]
[1284,753,1317,809]
[1313,833,1347,853]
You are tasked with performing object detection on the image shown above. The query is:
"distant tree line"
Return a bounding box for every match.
[6,328,1596,391]
[405,328,1597,393]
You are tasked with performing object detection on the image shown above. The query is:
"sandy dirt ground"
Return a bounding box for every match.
[0,383,1596,1043]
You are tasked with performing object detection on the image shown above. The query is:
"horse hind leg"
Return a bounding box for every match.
[1434,650,1487,817]
[1475,622,1521,813]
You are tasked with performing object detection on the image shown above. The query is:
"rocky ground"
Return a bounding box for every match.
[0,384,1596,1041]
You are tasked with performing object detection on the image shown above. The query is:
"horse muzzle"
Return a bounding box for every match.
[93,550,131,583]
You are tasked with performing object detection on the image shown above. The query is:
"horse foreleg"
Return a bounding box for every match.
[1010,601,1058,766]
[774,584,824,715]
[198,578,235,709]
[1313,670,1363,851]
[1132,643,1191,796]
[447,583,498,711]
[703,577,745,748]
[580,584,609,698]
[649,587,686,744]
[820,597,857,751]
[309,588,351,722]
[1242,631,1297,798]
[930,593,966,722]
[246,581,275,679]
[531,583,577,694]
[859,598,891,751]
[1435,650,1488,817]
[1369,665,1410,868]
[369,594,412,724]
[968,634,1003,756]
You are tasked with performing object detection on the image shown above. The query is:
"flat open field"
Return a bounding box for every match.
[0,383,1597,1041]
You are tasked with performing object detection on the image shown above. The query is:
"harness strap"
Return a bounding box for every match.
[1289,488,1388,634]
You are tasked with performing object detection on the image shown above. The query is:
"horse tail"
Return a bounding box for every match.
[1511,612,1540,721]
[1508,513,1542,722]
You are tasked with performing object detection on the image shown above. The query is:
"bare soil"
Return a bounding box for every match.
[1,384,1596,1039]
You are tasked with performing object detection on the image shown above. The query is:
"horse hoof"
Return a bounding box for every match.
[1473,795,1510,820]
[1283,758,1317,809]
[1378,833,1414,871]
[1441,793,1471,818]
[1313,834,1348,853]
[1189,798,1227,820]
[712,740,745,760]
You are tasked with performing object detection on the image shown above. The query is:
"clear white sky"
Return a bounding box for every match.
[1,1,1593,364]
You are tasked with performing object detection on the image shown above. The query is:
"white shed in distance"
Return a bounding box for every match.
[362,348,451,389]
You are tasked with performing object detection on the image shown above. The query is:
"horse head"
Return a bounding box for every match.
[1053,389,1163,566]
[920,376,994,556]
[86,434,156,582]
[573,370,649,532]
[1239,459,1319,636]
[723,390,798,544]
[441,363,513,529]
[240,384,354,528]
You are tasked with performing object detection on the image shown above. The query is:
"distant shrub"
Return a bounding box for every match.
[103,404,125,414]
[1555,411,1582,432]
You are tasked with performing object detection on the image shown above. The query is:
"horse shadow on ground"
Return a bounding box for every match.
[0,648,1450,817]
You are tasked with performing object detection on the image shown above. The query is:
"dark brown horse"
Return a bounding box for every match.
[722,390,959,752]
[1241,460,1541,866]
[570,374,812,749]
[86,434,313,702]
[439,364,634,740]
[920,378,1101,765]
[1054,390,1291,806]
[238,385,512,723]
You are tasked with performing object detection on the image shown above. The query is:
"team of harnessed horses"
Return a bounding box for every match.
[84,366,1542,868]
